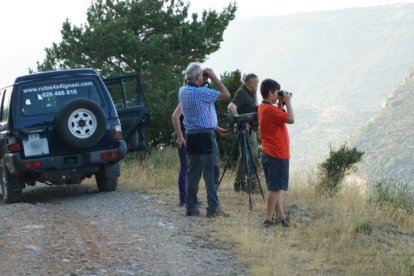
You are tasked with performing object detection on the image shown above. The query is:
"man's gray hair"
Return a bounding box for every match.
[243,73,258,83]
[185,62,203,82]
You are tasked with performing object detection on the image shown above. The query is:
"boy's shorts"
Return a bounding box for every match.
[261,152,289,191]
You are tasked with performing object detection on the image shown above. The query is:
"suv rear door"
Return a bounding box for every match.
[104,76,150,152]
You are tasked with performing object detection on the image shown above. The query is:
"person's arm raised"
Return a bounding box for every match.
[283,93,295,124]
[204,68,230,101]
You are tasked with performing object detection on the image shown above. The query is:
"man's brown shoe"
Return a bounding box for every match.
[206,208,230,218]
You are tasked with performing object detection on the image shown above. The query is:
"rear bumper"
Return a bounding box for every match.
[4,140,127,178]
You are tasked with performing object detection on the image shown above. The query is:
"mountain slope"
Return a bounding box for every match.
[207,4,414,110]
[349,67,414,184]
[205,4,414,168]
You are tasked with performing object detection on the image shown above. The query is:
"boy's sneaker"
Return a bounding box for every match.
[263,219,275,228]
[280,218,290,228]
[272,216,290,227]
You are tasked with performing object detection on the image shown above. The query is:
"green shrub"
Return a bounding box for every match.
[354,219,374,234]
[371,178,414,213]
[317,143,364,194]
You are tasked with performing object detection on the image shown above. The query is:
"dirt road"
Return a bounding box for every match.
[0,184,247,275]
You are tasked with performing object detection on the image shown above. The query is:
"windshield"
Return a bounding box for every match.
[20,79,103,116]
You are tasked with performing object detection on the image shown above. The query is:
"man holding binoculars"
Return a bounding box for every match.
[174,62,230,217]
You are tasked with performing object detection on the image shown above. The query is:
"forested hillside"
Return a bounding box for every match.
[206,4,414,168]
[349,67,414,184]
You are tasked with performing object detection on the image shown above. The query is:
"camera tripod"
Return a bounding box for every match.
[218,121,265,210]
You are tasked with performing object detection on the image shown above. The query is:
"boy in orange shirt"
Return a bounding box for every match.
[258,79,295,227]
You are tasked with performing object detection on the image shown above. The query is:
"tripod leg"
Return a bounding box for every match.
[218,133,241,188]
[245,137,265,201]
[240,131,253,210]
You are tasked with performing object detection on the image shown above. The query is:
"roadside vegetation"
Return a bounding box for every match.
[34,0,237,148]
[120,147,414,276]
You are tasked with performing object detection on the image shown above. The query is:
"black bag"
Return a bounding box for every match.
[186,132,212,155]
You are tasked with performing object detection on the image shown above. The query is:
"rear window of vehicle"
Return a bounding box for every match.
[20,79,103,116]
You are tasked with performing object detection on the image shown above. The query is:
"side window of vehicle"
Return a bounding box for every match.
[105,82,125,109]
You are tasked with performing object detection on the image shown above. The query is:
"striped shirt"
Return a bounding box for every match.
[179,84,220,131]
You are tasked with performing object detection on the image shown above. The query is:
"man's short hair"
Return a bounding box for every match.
[260,79,280,99]
[243,73,258,83]
[185,62,203,82]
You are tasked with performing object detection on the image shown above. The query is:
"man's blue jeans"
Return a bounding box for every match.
[185,129,220,215]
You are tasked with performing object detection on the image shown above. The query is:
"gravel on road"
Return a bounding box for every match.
[0,184,248,276]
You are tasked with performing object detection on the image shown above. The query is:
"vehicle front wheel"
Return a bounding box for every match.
[1,164,23,204]
[95,163,119,192]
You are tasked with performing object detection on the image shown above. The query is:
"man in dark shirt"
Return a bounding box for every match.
[227,73,260,192]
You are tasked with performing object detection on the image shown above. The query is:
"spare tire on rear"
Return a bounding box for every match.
[55,99,106,148]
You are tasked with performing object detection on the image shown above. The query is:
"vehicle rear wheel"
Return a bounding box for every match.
[95,163,119,192]
[0,164,23,204]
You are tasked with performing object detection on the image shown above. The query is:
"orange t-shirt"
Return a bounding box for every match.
[258,102,290,159]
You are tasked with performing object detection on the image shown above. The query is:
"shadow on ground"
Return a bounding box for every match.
[0,183,100,205]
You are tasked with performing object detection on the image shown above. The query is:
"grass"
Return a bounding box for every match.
[354,219,374,234]
[370,178,414,214]
[120,147,414,275]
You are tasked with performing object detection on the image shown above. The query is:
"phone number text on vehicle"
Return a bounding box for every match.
[41,89,78,98]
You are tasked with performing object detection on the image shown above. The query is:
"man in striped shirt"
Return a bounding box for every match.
[173,62,230,217]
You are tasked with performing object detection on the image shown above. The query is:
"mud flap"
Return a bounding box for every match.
[104,162,120,178]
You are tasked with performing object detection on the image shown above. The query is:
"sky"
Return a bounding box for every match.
[1,0,414,82]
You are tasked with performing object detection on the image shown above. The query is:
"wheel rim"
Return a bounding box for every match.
[67,108,98,139]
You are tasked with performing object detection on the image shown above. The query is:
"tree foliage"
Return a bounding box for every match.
[36,0,236,146]
[215,70,243,163]
[318,143,364,194]
[215,69,242,116]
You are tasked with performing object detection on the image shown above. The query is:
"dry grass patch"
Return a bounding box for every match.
[120,147,179,194]
[118,148,414,275]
